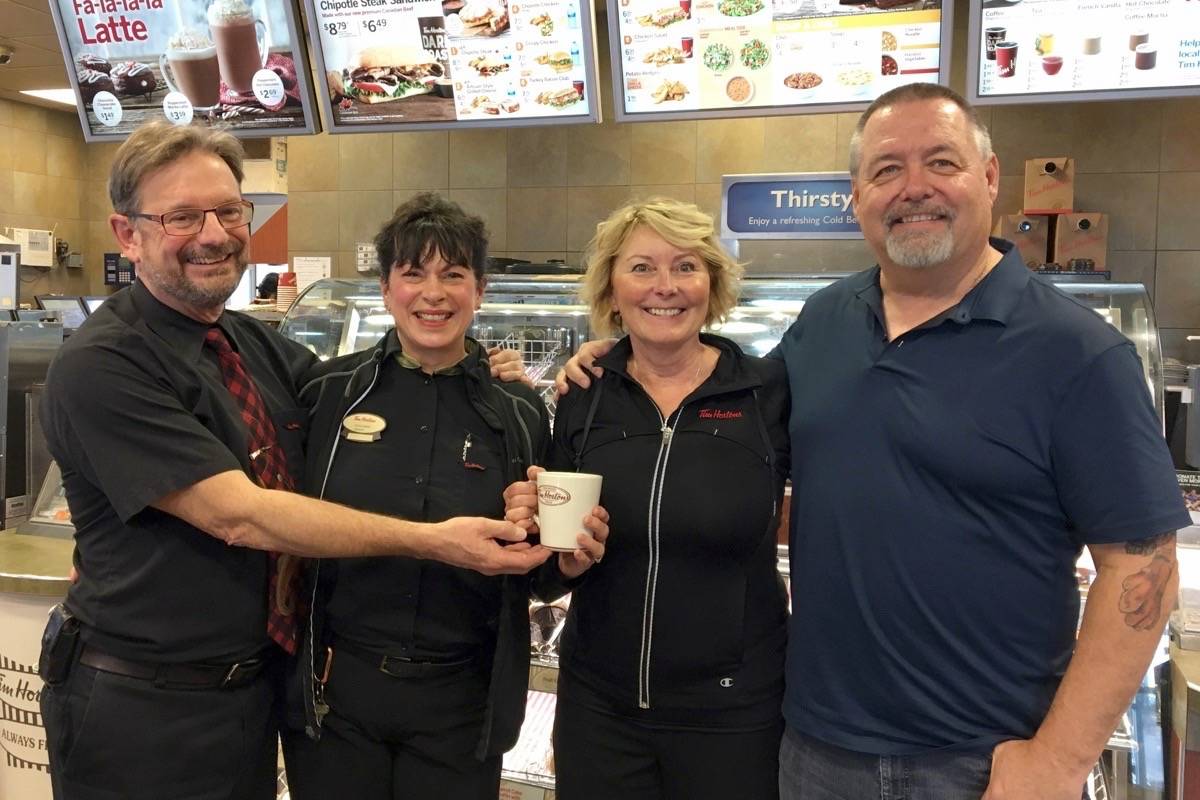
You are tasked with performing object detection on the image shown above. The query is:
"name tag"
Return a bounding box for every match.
[342,412,387,442]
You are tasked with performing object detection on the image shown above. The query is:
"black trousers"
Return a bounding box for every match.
[282,647,501,800]
[553,694,784,800]
[40,659,278,800]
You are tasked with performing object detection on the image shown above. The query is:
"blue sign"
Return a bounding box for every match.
[720,172,863,240]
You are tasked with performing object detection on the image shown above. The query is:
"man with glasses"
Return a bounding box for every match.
[38,120,549,800]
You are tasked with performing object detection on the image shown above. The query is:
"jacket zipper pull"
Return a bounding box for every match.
[661,423,672,443]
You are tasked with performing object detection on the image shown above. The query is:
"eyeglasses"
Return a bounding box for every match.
[128,200,255,237]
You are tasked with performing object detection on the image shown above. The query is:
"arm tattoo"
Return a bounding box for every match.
[1124,531,1175,556]
[1117,532,1176,631]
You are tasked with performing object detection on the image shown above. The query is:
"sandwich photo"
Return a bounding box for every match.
[458,1,510,35]
[536,51,574,73]
[341,46,443,104]
[535,88,581,108]
[469,55,510,76]
[635,7,688,27]
[529,13,554,35]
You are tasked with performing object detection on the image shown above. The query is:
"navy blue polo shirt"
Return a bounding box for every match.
[777,239,1188,755]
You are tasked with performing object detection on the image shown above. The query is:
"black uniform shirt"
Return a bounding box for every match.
[321,347,506,660]
[40,281,314,663]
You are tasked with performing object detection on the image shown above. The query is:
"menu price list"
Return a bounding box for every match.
[976,0,1200,96]
[614,0,943,114]
[310,0,594,126]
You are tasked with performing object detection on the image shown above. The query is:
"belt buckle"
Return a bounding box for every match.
[221,658,261,688]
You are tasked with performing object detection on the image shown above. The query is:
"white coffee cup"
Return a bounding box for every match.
[536,471,603,552]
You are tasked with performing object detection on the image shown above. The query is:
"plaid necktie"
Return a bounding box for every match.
[204,326,301,655]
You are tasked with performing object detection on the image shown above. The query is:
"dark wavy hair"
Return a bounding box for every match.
[374,193,489,282]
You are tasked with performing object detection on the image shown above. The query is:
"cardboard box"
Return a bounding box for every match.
[994,214,1052,268]
[1023,157,1075,214]
[1053,213,1108,271]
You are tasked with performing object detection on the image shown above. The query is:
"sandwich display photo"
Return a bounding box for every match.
[339,46,444,104]
[536,51,574,73]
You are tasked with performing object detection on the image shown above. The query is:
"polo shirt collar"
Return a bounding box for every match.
[384,328,477,376]
[854,237,1029,330]
[130,279,232,362]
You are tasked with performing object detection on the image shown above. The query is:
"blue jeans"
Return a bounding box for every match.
[778,726,993,800]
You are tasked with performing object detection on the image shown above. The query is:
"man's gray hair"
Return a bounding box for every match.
[108,121,245,215]
[847,84,993,178]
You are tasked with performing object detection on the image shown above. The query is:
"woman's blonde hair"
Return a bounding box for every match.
[580,198,742,337]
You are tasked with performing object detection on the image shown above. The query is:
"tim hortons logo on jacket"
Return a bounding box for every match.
[538,486,572,506]
[699,409,743,420]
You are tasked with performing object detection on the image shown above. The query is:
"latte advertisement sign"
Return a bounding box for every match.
[302,0,602,131]
[47,0,321,141]
[968,0,1200,104]
[607,0,952,121]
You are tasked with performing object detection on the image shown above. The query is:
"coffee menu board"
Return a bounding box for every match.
[47,0,321,141]
[607,0,950,121]
[968,0,1200,104]
[301,0,602,132]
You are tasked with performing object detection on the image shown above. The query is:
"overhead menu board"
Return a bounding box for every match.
[968,0,1200,104]
[302,0,602,131]
[47,0,321,141]
[607,0,951,121]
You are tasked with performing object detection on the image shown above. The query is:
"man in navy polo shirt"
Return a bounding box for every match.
[558,82,1186,798]
[775,84,1187,798]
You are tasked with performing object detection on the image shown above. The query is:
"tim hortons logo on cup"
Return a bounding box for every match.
[538,485,572,506]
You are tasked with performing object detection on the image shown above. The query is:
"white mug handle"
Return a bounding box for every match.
[158,53,180,94]
[256,19,269,69]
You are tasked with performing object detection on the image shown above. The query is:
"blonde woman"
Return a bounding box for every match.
[504,199,790,799]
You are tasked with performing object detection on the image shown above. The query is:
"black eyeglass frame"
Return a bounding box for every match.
[127,200,255,237]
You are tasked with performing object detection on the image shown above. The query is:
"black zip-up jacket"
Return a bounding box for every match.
[286,334,550,759]
[546,333,791,728]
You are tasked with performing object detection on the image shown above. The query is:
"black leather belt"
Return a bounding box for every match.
[334,638,478,678]
[78,645,272,690]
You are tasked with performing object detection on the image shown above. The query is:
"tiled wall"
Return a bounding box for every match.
[0,99,104,297]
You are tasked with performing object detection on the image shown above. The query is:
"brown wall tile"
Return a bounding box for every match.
[10,103,46,134]
[834,112,859,177]
[627,185,696,204]
[449,129,507,188]
[288,191,341,251]
[694,182,722,222]
[394,131,450,189]
[448,188,508,251]
[0,127,11,173]
[630,121,697,186]
[1073,173,1158,251]
[740,238,876,274]
[338,133,393,191]
[1154,251,1200,328]
[1157,172,1200,251]
[287,132,339,191]
[1105,251,1156,297]
[45,135,84,180]
[12,127,47,175]
[339,190,395,251]
[14,172,51,217]
[83,180,111,221]
[566,186,630,252]
[85,142,120,184]
[45,110,83,141]
[990,101,1161,175]
[0,170,12,215]
[507,188,566,251]
[567,123,632,187]
[761,115,839,173]
[696,117,764,183]
[508,127,568,187]
[1161,99,1200,172]
[0,100,13,127]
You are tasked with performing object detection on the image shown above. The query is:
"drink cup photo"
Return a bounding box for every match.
[984,26,1006,60]
[1128,31,1149,51]
[536,472,603,552]
[1081,34,1102,55]
[682,36,694,57]
[1035,32,1054,55]
[1042,55,1063,75]
[208,0,270,94]
[995,41,1018,77]
[160,29,221,110]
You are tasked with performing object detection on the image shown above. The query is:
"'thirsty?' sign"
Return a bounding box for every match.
[721,173,863,240]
